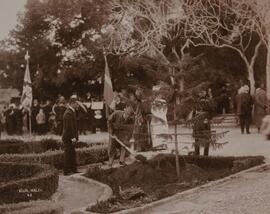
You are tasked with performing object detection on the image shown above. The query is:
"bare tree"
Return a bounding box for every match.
[107,0,189,66]
[183,0,266,94]
[107,0,270,95]
[251,0,270,98]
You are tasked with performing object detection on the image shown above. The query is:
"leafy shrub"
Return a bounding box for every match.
[0,162,58,204]
[0,200,63,214]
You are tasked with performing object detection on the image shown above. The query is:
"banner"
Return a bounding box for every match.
[103,54,115,109]
[21,52,32,110]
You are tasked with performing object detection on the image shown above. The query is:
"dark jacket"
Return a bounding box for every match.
[109,110,133,144]
[236,93,253,115]
[62,107,78,142]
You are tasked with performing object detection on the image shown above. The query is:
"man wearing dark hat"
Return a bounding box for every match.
[62,95,79,175]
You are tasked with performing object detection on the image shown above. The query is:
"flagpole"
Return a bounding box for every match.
[25,51,32,138]
[103,48,113,119]
[103,49,112,165]
[103,50,110,125]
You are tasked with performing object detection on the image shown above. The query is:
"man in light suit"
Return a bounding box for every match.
[62,95,79,175]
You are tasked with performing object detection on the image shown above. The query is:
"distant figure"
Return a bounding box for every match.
[36,108,46,135]
[31,99,40,134]
[253,84,267,133]
[62,96,79,175]
[236,85,253,134]
[114,93,126,111]
[53,96,66,135]
[6,104,16,135]
[43,100,52,133]
[217,85,230,114]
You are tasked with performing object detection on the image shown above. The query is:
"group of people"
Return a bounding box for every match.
[190,82,268,156]
[62,86,152,174]
[235,83,267,134]
[0,93,108,136]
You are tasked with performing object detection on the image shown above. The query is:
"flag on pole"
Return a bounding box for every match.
[103,54,114,109]
[21,52,33,110]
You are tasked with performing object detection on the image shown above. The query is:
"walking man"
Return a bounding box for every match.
[62,95,79,175]
[236,85,253,134]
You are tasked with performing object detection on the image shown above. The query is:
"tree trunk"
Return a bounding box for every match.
[266,34,270,100]
[248,68,255,95]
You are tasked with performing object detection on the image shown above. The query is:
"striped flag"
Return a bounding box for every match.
[21,52,33,110]
[103,54,114,109]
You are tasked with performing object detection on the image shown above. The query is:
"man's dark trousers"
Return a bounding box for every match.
[63,140,77,174]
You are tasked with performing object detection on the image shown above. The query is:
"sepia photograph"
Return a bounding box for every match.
[0,0,270,213]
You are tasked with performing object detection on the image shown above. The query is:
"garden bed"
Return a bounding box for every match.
[85,154,264,213]
[0,162,58,204]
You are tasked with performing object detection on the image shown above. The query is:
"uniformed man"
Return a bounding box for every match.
[192,89,213,156]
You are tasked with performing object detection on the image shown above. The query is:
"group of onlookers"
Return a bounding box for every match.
[190,82,268,157]
[235,83,267,134]
[0,93,107,136]
[199,82,268,135]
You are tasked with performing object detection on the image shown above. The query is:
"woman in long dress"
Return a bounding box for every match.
[254,84,267,132]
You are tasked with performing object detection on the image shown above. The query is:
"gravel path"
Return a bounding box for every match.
[144,127,270,214]
[148,165,270,214]
[55,175,105,213]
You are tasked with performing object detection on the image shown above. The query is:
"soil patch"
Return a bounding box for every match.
[84,154,264,213]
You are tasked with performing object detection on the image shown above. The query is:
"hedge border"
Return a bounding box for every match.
[0,138,92,155]
[0,146,108,169]
[0,162,59,204]
[114,162,269,214]
[150,154,265,171]
[85,154,265,214]
[0,200,63,214]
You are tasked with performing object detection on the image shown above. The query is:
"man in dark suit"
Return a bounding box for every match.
[62,95,79,175]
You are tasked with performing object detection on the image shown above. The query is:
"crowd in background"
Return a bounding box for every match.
[195,81,268,134]
[0,81,267,137]
[0,92,108,136]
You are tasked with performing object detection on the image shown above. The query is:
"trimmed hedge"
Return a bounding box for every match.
[151,154,265,170]
[0,146,108,169]
[0,138,89,155]
[0,200,63,214]
[0,162,58,204]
